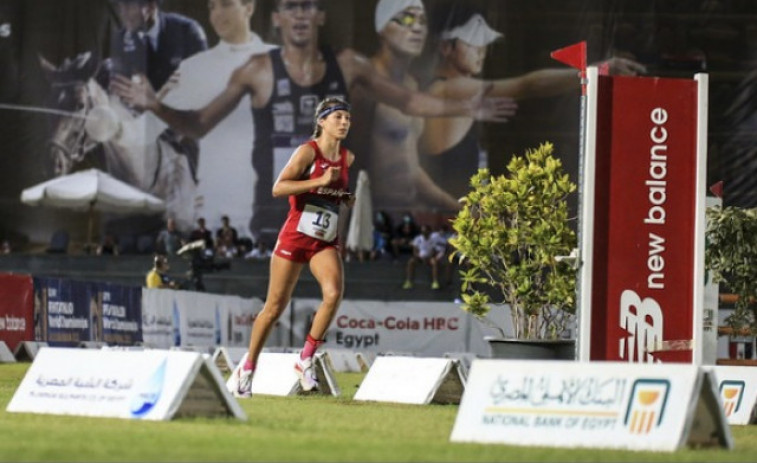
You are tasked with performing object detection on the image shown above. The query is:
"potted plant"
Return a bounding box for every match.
[705,204,757,338]
[448,142,578,359]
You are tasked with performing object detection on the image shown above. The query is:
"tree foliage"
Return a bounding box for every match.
[705,205,757,334]
[449,142,577,339]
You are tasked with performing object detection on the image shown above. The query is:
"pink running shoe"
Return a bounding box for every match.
[294,357,319,392]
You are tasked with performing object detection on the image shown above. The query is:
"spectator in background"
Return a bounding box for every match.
[189,217,214,249]
[96,233,120,255]
[1,240,11,254]
[403,224,447,289]
[107,0,207,92]
[145,253,179,288]
[391,212,419,260]
[370,210,394,261]
[215,215,239,257]
[244,240,272,260]
[156,217,185,255]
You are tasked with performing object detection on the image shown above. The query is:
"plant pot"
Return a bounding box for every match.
[485,336,576,361]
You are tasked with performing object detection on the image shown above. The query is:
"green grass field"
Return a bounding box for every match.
[1,362,756,462]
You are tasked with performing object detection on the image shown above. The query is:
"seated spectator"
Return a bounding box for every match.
[215,215,239,257]
[237,236,254,256]
[189,217,214,249]
[403,225,447,290]
[155,218,186,255]
[97,233,120,256]
[370,210,394,261]
[145,254,179,289]
[245,240,272,261]
[1,240,11,254]
[391,212,419,260]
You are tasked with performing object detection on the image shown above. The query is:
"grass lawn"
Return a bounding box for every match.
[0,362,755,462]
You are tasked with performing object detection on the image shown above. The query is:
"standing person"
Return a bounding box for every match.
[419,3,647,200]
[111,0,515,244]
[402,224,446,290]
[231,97,355,397]
[155,217,185,255]
[159,0,276,232]
[108,0,208,91]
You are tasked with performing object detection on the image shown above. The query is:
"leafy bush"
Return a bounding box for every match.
[449,142,577,339]
[705,205,757,334]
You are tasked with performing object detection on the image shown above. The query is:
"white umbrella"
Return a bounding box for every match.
[21,168,165,249]
[346,170,374,256]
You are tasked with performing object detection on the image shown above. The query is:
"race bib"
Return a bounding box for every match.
[297,202,339,242]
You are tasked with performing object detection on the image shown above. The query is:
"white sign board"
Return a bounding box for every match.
[707,365,757,425]
[450,360,731,451]
[226,352,339,397]
[354,356,465,405]
[13,341,47,361]
[0,341,15,363]
[7,347,245,421]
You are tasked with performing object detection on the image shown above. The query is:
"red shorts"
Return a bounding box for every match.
[274,218,340,263]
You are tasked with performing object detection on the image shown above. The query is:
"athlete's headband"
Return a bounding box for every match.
[374,0,424,32]
[440,13,502,47]
[317,104,350,120]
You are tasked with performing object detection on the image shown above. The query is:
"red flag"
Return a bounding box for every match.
[551,41,587,71]
[709,181,723,198]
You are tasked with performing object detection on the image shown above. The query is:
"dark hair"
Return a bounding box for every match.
[153,254,168,267]
[312,96,350,138]
[275,0,323,11]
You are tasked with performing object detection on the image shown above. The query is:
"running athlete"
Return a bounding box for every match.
[234,97,354,396]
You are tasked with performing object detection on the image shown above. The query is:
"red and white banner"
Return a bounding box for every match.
[305,299,503,357]
[582,72,707,363]
[0,273,34,352]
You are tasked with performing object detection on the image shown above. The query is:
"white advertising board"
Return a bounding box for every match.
[302,299,509,358]
[707,365,757,425]
[0,341,15,362]
[354,356,465,405]
[142,289,262,350]
[450,360,731,451]
[7,347,245,421]
[226,352,339,397]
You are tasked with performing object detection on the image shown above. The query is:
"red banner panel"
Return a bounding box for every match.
[0,273,34,352]
[591,75,698,363]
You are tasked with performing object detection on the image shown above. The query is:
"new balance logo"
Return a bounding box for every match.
[619,290,663,363]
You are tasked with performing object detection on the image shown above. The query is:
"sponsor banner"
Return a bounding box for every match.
[142,289,260,350]
[6,347,246,421]
[33,278,91,346]
[706,365,757,425]
[589,75,702,362]
[450,360,731,451]
[0,273,33,352]
[90,282,142,345]
[309,299,506,357]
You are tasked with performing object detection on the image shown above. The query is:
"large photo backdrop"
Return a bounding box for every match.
[0,0,753,248]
